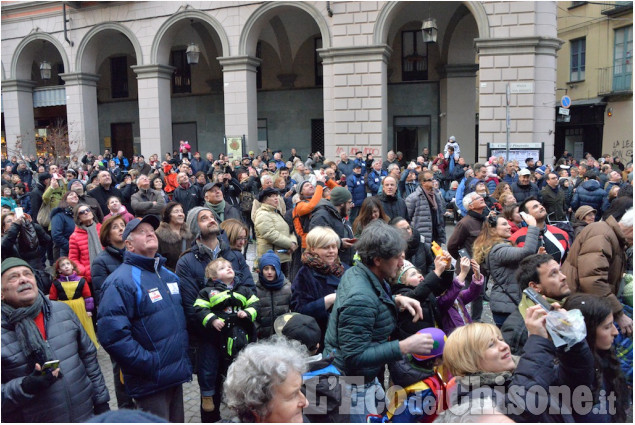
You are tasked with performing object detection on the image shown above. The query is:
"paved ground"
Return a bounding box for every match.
[97,222,498,422]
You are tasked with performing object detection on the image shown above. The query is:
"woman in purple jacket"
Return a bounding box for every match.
[436,256,484,334]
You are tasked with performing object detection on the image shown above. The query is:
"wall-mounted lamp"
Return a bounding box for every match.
[607,107,613,117]
[40,61,52,80]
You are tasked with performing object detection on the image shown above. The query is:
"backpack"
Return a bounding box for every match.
[239,191,254,213]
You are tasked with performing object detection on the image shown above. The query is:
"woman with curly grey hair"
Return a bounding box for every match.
[223,336,309,422]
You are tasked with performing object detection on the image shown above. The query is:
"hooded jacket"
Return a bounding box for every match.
[255,251,291,339]
[50,206,75,257]
[571,179,607,220]
[561,216,626,315]
[97,251,192,398]
[2,296,110,422]
[175,235,254,343]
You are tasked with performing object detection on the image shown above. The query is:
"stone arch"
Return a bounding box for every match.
[238,1,331,57]
[374,1,490,45]
[151,9,230,64]
[75,22,143,73]
[10,32,70,80]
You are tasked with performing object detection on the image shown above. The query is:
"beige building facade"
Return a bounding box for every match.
[2,1,562,164]
[555,1,632,161]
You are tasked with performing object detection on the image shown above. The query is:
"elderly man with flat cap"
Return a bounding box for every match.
[1,257,110,422]
[97,216,192,422]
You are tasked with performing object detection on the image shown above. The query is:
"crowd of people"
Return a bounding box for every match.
[1,139,633,423]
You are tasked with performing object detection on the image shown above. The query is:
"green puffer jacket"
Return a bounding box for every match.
[324,262,402,382]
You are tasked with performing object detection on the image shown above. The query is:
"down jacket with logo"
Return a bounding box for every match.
[97,251,192,398]
[2,296,110,422]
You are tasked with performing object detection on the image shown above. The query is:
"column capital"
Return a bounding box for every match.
[60,72,100,86]
[319,45,393,64]
[438,64,479,79]
[217,56,261,72]
[131,64,175,80]
[475,36,564,57]
[1,79,36,93]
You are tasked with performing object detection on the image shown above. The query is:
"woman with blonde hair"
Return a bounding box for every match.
[290,226,346,346]
[220,217,250,256]
[443,319,594,422]
[472,213,540,327]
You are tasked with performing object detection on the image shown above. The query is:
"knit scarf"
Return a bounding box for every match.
[301,250,345,277]
[79,223,102,269]
[208,200,226,222]
[423,188,437,210]
[259,271,286,290]
[1,293,55,365]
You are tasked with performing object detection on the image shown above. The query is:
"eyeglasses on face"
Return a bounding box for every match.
[78,209,91,215]
[422,178,434,182]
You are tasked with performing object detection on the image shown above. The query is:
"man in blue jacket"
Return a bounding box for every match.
[97,216,192,422]
[346,163,366,224]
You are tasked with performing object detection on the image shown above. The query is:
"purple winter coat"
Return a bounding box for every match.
[436,274,484,334]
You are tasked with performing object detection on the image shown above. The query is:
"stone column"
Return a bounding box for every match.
[439,64,479,162]
[217,56,260,153]
[131,64,175,158]
[320,45,392,160]
[2,80,36,157]
[60,73,100,156]
[475,36,563,162]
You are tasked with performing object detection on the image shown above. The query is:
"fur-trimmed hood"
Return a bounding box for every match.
[154,221,192,243]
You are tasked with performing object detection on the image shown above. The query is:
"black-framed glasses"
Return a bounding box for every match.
[422,178,434,182]
[78,209,91,215]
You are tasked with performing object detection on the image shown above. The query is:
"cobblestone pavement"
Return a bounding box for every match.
[96,223,497,423]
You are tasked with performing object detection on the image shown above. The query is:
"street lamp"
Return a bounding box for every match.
[422,18,438,44]
[40,61,52,80]
[186,42,200,65]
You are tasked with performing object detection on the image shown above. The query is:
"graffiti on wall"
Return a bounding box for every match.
[611,139,633,161]
[335,146,381,156]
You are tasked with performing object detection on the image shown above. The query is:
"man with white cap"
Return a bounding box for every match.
[511,168,541,203]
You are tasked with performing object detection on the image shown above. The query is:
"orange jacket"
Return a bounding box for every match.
[292,180,338,248]
[163,165,178,193]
